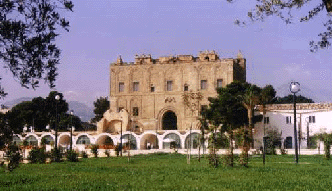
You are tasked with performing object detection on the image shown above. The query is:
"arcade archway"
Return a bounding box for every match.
[163,133,181,149]
[140,134,158,149]
[185,133,201,149]
[96,135,114,148]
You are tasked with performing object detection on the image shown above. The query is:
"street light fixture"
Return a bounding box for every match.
[290,81,300,164]
[70,110,74,152]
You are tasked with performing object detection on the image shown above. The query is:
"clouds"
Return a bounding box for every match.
[283,63,312,78]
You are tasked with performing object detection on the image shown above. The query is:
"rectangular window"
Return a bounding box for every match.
[309,116,315,123]
[150,85,155,92]
[167,81,173,91]
[119,82,124,92]
[133,107,139,116]
[201,80,207,90]
[286,116,291,124]
[217,79,223,88]
[118,107,124,112]
[184,84,189,91]
[264,117,269,124]
[133,82,139,92]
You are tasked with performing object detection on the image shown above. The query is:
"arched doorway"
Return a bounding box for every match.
[162,111,177,130]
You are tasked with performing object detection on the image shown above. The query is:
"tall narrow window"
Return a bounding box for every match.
[264,117,269,124]
[133,107,139,116]
[184,84,189,91]
[217,79,223,88]
[201,80,207,90]
[119,82,125,92]
[133,82,139,92]
[118,107,124,112]
[286,116,291,124]
[150,84,155,92]
[167,81,173,91]
[309,116,316,123]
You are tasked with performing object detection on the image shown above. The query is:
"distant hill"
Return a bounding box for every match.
[3,97,33,108]
[68,101,94,122]
[2,97,94,122]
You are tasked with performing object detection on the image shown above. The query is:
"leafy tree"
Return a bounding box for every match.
[314,132,332,159]
[0,0,74,99]
[272,94,314,104]
[91,97,110,123]
[227,0,332,52]
[0,112,19,149]
[206,81,248,167]
[58,113,83,132]
[264,128,282,155]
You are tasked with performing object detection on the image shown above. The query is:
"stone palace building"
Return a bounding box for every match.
[96,50,246,150]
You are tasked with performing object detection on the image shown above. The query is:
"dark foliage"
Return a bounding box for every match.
[272,94,314,104]
[0,0,74,98]
[90,144,99,158]
[81,151,88,158]
[91,97,110,123]
[28,147,48,164]
[6,144,22,171]
[228,0,332,52]
[51,148,62,162]
[66,150,79,162]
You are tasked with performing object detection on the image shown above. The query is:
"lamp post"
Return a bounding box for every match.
[70,110,74,152]
[155,119,158,149]
[290,81,300,164]
[54,94,60,152]
[120,120,123,157]
[305,117,310,149]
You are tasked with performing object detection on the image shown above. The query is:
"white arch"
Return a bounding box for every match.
[40,133,55,140]
[75,133,94,144]
[24,133,40,146]
[139,131,160,149]
[13,134,24,141]
[162,130,183,139]
[161,131,183,149]
[95,133,115,146]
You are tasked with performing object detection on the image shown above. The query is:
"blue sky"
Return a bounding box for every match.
[0,0,332,107]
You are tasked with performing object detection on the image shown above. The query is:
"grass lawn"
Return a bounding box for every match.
[0,153,331,191]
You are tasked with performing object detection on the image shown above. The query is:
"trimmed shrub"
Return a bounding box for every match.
[104,150,110,157]
[6,145,22,171]
[90,144,99,158]
[114,144,120,157]
[28,147,48,164]
[81,151,88,158]
[51,148,62,162]
[66,150,79,162]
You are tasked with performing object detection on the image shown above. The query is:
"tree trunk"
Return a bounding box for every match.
[229,131,234,167]
[247,108,254,148]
